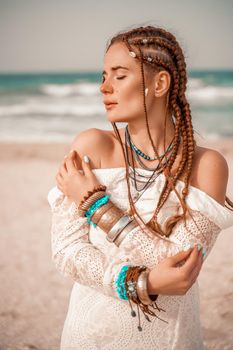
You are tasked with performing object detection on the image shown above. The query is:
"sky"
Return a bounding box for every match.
[0,0,232,72]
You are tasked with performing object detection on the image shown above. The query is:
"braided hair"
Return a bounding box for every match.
[105,26,231,237]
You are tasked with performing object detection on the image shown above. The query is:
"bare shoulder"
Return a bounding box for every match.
[191,146,229,205]
[70,128,112,169]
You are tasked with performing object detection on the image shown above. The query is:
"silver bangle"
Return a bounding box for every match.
[114,220,138,247]
[106,215,133,243]
[136,269,153,305]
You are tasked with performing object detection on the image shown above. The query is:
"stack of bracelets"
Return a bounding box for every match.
[78,185,167,331]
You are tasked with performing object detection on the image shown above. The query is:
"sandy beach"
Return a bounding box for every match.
[0,139,233,350]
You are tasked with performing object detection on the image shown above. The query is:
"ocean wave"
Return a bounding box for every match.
[187,78,204,89]
[40,82,100,97]
[40,80,233,103]
[0,101,105,117]
[187,85,233,102]
[1,79,233,118]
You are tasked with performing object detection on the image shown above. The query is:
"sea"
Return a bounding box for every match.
[0,70,233,143]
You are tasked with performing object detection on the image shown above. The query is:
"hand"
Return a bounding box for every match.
[147,246,203,296]
[56,150,101,205]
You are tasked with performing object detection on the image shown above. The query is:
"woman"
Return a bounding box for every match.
[48,26,233,349]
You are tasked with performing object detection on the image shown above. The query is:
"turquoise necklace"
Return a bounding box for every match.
[125,125,173,162]
[124,127,173,193]
[125,126,174,172]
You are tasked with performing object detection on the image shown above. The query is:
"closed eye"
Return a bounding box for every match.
[101,76,126,83]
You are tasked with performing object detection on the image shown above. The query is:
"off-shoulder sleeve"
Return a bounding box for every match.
[118,186,233,269]
[48,186,134,299]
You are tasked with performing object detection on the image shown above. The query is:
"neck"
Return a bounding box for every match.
[126,117,175,158]
[125,93,175,157]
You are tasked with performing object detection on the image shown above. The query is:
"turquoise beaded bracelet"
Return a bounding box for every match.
[115,265,129,300]
[85,195,109,227]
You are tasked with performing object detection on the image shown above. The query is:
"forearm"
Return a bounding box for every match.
[48,186,220,302]
[49,187,141,299]
[119,211,220,266]
[94,197,221,269]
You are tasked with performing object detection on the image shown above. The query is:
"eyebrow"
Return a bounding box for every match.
[102,66,129,76]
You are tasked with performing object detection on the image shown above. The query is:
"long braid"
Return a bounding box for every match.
[146,38,194,233]
[148,31,194,223]
[132,50,186,234]
[181,101,195,194]
[138,52,190,232]
[138,45,161,161]
[131,37,184,175]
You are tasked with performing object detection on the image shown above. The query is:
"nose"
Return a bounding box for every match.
[99,78,113,94]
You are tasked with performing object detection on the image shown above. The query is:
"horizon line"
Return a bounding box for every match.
[1,67,233,75]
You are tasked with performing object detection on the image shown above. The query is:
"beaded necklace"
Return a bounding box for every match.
[126,125,174,162]
[124,126,173,194]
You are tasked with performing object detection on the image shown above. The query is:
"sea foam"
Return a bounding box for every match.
[40,82,100,97]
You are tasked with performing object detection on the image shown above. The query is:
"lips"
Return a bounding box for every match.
[104,101,117,105]
[104,101,118,109]
[105,104,117,110]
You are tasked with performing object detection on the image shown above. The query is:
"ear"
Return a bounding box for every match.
[154,71,171,97]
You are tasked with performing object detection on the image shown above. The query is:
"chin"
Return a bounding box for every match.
[107,117,129,124]
[106,112,129,123]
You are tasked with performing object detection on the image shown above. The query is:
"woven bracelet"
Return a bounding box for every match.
[85,195,109,227]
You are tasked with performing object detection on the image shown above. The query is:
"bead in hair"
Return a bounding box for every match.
[129,51,136,58]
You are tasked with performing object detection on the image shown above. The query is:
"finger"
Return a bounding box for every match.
[62,155,70,172]
[63,156,68,167]
[57,183,64,192]
[56,178,64,193]
[189,251,203,285]
[56,173,64,187]
[59,161,68,177]
[82,155,94,176]
[168,249,193,267]
[182,245,200,275]
[56,171,63,182]
[69,149,82,170]
[66,152,79,174]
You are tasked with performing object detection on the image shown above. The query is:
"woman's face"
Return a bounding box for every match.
[100,42,151,123]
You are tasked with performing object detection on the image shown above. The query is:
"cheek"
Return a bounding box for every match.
[126,99,143,117]
[119,81,143,111]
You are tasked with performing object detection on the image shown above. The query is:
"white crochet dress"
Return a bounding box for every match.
[47,168,233,350]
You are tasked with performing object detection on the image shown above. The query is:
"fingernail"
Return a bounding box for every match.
[83,155,90,163]
[64,155,68,159]
[69,149,74,154]
[197,244,201,252]
[202,247,206,258]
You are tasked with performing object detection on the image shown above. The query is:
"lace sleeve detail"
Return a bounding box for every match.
[48,185,221,297]
[48,188,132,299]
[119,210,221,269]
